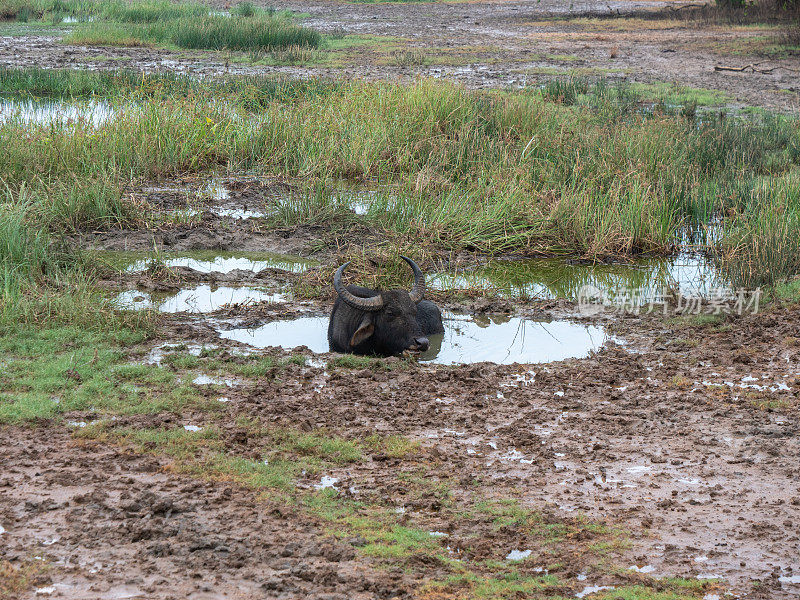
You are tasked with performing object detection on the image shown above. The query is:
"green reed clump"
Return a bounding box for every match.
[0,194,51,283]
[0,182,155,327]
[540,78,590,105]
[97,0,206,22]
[0,67,341,108]
[0,0,89,21]
[67,12,321,51]
[716,172,800,289]
[0,68,161,97]
[0,0,281,23]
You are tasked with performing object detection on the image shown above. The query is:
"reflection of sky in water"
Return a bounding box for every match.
[420,314,610,365]
[204,180,230,201]
[217,314,612,365]
[114,285,285,313]
[0,98,116,126]
[112,251,317,274]
[428,253,726,304]
[213,207,268,219]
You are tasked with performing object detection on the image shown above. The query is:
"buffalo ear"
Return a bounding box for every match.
[349,315,375,348]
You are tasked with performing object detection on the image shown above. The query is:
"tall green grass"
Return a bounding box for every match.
[1,76,797,257]
[0,0,90,21]
[1,71,799,305]
[98,0,207,22]
[715,171,800,288]
[1,0,284,22]
[66,13,321,51]
[0,68,339,107]
[0,183,150,326]
[1,0,320,52]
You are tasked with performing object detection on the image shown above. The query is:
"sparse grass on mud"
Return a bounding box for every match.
[66,386,710,600]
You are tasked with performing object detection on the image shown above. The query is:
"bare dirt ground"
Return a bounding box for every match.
[0,0,798,111]
[0,428,414,600]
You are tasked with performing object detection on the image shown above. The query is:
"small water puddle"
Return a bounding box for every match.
[0,98,117,127]
[193,374,237,387]
[115,285,286,313]
[102,251,317,274]
[217,313,614,365]
[429,252,726,305]
[204,180,230,201]
[576,585,615,598]
[313,476,339,490]
[213,206,269,219]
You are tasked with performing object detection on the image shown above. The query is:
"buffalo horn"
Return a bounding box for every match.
[401,256,426,303]
[333,262,384,311]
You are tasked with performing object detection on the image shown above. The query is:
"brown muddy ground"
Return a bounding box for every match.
[12,173,800,598]
[0,428,413,600]
[0,0,798,111]
[2,293,800,598]
[148,298,800,598]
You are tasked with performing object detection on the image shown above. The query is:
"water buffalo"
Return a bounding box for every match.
[327,256,444,356]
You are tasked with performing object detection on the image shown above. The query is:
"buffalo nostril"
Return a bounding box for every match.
[414,337,429,351]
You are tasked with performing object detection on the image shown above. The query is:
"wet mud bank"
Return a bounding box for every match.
[0,428,414,600]
[8,299,800,598]
[2,0,798,111]
[142,304,800,597]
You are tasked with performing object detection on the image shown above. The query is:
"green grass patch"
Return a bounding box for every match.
[66,13,321,51]
[38,0,321,52]
[364,433,421,458]
[422,571,564,600]
[0,324,188,423]
[474,498,615,546]
[0,0,89,21]
[0,558,49,598]
[715,171,800,288]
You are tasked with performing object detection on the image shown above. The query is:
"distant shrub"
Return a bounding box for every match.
[232,1,256,17]
[540,78,590,105]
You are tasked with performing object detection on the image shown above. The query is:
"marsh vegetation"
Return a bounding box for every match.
[1,67,798,326]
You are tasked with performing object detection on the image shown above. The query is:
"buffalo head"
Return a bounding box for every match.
[327,256,444,356]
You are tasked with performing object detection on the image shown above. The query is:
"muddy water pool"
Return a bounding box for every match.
[101,250,318,274]
[217,313,614,365]
[428,252,726,305]
[114,285,287,312]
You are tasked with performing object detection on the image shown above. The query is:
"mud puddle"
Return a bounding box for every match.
[429,251,727,305]
[0,97,116,126]
[163,205,270,221]
[101,250,318,274]
[217,313,614,365]
[114,284,287,312]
